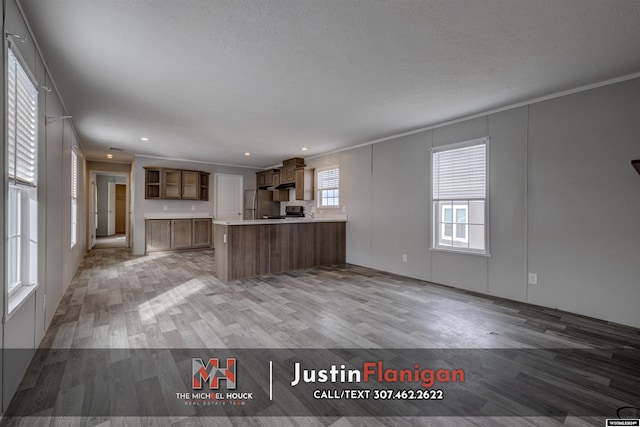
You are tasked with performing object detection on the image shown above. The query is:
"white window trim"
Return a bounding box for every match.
[430,137,490,256]
[7,283,38,317]
[316,165,340,209]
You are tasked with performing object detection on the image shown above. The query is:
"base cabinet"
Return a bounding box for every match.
[171,219,193,249]
[215,222,345,281]
[146,220,172,252]
[192,219,213,248]
[146,218,212,253]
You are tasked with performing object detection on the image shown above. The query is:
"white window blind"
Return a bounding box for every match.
[7,49,38,186]
[71,149,78,198]
[432,143,486,200]
[317,167,339,190]
[71,149,78,247]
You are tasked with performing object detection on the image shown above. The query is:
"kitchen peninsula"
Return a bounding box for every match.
[214,218,346,281]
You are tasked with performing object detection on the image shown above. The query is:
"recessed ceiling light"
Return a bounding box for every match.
[106,154,113,159]
[141,137,149,142]
[302,147,308,151]
[244,152,251,156]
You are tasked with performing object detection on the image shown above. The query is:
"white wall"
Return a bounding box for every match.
[132,155,258,255]
[309,78,640,329]
[306,147,374,267]
[527,80,640,325]
[1,0,88,412]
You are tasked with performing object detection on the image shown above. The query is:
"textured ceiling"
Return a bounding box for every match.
[17,0,640,167]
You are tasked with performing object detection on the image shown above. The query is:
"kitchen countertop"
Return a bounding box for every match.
[213,216,347,225]
[144,212,212,219]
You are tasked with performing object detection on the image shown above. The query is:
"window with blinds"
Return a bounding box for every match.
[8,49,38,186]
[431,138,488,254]
[316,166,340,208]
[6,47,39,314]
[71,149,78,247]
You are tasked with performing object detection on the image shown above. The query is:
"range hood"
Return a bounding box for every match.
[276,182,295,189]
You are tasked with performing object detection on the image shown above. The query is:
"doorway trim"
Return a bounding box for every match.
[89,171,131,249]
[214,173,244,220]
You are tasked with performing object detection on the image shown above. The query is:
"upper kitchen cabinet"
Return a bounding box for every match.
[144,167,210,200]
[295,167,314,200]
[199,173,209,201]
[280,157,305,185]
[163,169,181,199]
[256,169,274,188]
[145,168,161,199]
[181,170,199,200]
[271,170,290,202]
[266,157,314,201]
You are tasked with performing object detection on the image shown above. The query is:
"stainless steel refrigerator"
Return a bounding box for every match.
[244,189,280,220]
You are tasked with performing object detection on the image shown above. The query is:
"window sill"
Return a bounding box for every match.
[7,283,38,319]
[430,247,491,257]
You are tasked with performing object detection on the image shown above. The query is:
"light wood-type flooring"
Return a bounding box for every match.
[1,248,639,426]
[93,234,127,249]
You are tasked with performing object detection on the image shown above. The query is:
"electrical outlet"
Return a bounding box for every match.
[402,254,408,263]
[191,205,196,211]
[163,205,168,211]
[528,273,538,285]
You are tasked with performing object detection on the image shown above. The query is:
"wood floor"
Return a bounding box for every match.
[1,248,639,426]
[93,234,127,249]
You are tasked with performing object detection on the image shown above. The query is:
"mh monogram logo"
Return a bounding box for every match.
[192,358,237,390]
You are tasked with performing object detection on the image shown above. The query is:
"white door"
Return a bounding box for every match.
[215,174,243,220]
[107,181,116,235]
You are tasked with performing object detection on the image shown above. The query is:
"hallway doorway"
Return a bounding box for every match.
[89,171,130,249]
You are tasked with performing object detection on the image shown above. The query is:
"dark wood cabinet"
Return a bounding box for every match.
[145,218,212,253]
[199,173,209,201]
[256,169,274,188]
[294,167,314,200]
[271,171,290,202]
[145,169,161,199]
[280,157,304,185]
[282,165,296,184]
[144,167,210,200]
[215,221,345,282]
[255,158,313,202]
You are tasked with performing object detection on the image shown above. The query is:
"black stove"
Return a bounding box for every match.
[284,205,305,217]
[260,206,305,219]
